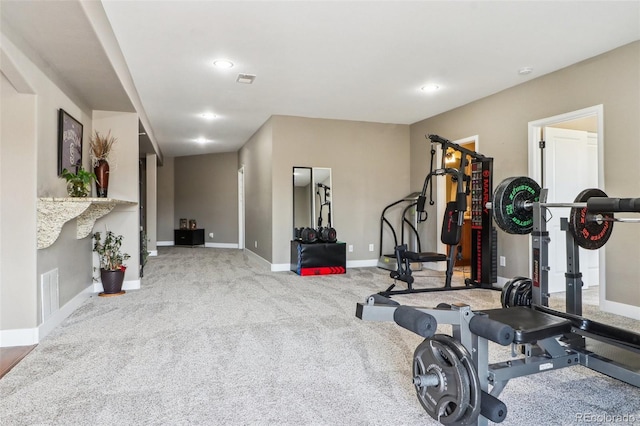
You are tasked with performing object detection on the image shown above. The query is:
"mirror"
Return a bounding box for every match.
[293,167,313,237]
[312,168,332,229]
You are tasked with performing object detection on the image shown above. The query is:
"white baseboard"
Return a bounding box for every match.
[0,285,93,347]
[271,263,291,272]
[347,259,378,268]
[157,241,173,246]
[244,249,272,270]
[600,298,640,320]
[205,242,239,249]
[148,250,158,257]
[92,279,141,294]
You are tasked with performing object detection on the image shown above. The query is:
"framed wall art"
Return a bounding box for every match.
[58,109,83,175]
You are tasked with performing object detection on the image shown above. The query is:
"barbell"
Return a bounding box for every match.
[489,176,640,250]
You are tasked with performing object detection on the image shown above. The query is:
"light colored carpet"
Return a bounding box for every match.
[1,247,639,425]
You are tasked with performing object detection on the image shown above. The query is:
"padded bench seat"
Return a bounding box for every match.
[404,251,447,263]
[482,307,572,344]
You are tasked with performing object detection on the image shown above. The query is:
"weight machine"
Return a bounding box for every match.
[356,178,640,425]
[380,134,497,296]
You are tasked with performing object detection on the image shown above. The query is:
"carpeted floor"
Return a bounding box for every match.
[1,247,639,425]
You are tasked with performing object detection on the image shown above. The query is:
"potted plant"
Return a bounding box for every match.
[89,130,117,197]
[93,230,130,296]
[60,167,96,197]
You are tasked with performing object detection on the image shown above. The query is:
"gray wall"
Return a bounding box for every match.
[410,41,640,307]
[157,157,175,242]
[239,120,274,260]
[174,152,239,244]
[270,115,410,265]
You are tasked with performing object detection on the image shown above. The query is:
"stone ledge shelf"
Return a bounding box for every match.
[37,197,137,249]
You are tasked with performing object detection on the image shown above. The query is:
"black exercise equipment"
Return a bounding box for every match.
[377,192,424,271]
[492,177,640,386]
[380,135,497,295]
[382,201,460,295]
[316,182,337,243]
[490,176,640,250]
[294,227,317,244]
[357,182,640,424]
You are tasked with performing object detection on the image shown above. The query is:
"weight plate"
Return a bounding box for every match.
[569,188,614,250]
[493,177,541,234]
[413,335,481,425]
[501,276,527,308]
[433,335,482,425]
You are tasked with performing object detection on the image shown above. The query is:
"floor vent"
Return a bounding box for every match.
[40,269,59,321]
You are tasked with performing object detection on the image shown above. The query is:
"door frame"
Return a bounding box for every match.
[238,166,245,250]
[435,135,479,262]
[527,105,604,300]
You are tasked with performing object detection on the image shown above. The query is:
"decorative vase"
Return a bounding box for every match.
[94,159,110,198]
[67,181,90,197]
[100,268,125,295]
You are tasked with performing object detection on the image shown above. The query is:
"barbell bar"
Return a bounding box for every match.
[489,177,622,249]
[485,203,640,222]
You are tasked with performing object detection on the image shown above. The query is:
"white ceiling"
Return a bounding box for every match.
[2,1,640,159]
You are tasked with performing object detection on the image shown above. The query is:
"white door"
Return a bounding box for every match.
[544,127,599,293]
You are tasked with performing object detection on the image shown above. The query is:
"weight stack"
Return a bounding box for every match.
[491,227,498,284]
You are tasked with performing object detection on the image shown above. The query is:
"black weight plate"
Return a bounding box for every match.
[501,276,525,308]
[509,279,525,308]
[413,335,472,424]
[433,335,482,425]
[513,279,532,307]
[493,177,541,234]
[569,188,614,250]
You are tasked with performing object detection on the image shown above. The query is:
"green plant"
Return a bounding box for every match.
[93,231,130,271]
[61,167,96,197]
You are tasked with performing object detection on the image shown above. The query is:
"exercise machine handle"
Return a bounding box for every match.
[587,197,640,213]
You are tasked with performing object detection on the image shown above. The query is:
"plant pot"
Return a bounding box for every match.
[66,181,90,197]
[100,268,125,295]
[94,159,110,198]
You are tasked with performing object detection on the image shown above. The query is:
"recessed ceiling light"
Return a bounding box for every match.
[201,112,217,119]
[518,67,533,75]
[213,59,234,69]
[421,84,440,93]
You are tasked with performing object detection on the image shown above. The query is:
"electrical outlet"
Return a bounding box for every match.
[369,243,374,252]
[348,245,353,252]
[254,241,258,248]
[500,256,506,267]
[209,232,214,238]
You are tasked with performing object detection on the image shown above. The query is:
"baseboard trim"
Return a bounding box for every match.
[271,263,291,272]
[148,250,158,257]
[205,242,239,249]
[600,298,640,320]
[92,279,141,294]
[346,259,378,268]
[244,249,272,270]
[157,241,173,246]
[1,285,93,347]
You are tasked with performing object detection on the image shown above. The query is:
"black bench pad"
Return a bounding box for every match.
[534,305,640,352]
[404,251,447,262]
[481,307,572,344]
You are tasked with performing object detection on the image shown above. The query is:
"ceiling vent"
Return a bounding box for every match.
[236,74,256,84]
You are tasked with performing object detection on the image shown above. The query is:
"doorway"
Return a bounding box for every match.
[238,166,245,250]
[435,136,478,270]
[528,105,604,296]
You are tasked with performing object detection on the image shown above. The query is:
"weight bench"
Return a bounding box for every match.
[356,296,580,425]
[381,201,462,296]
